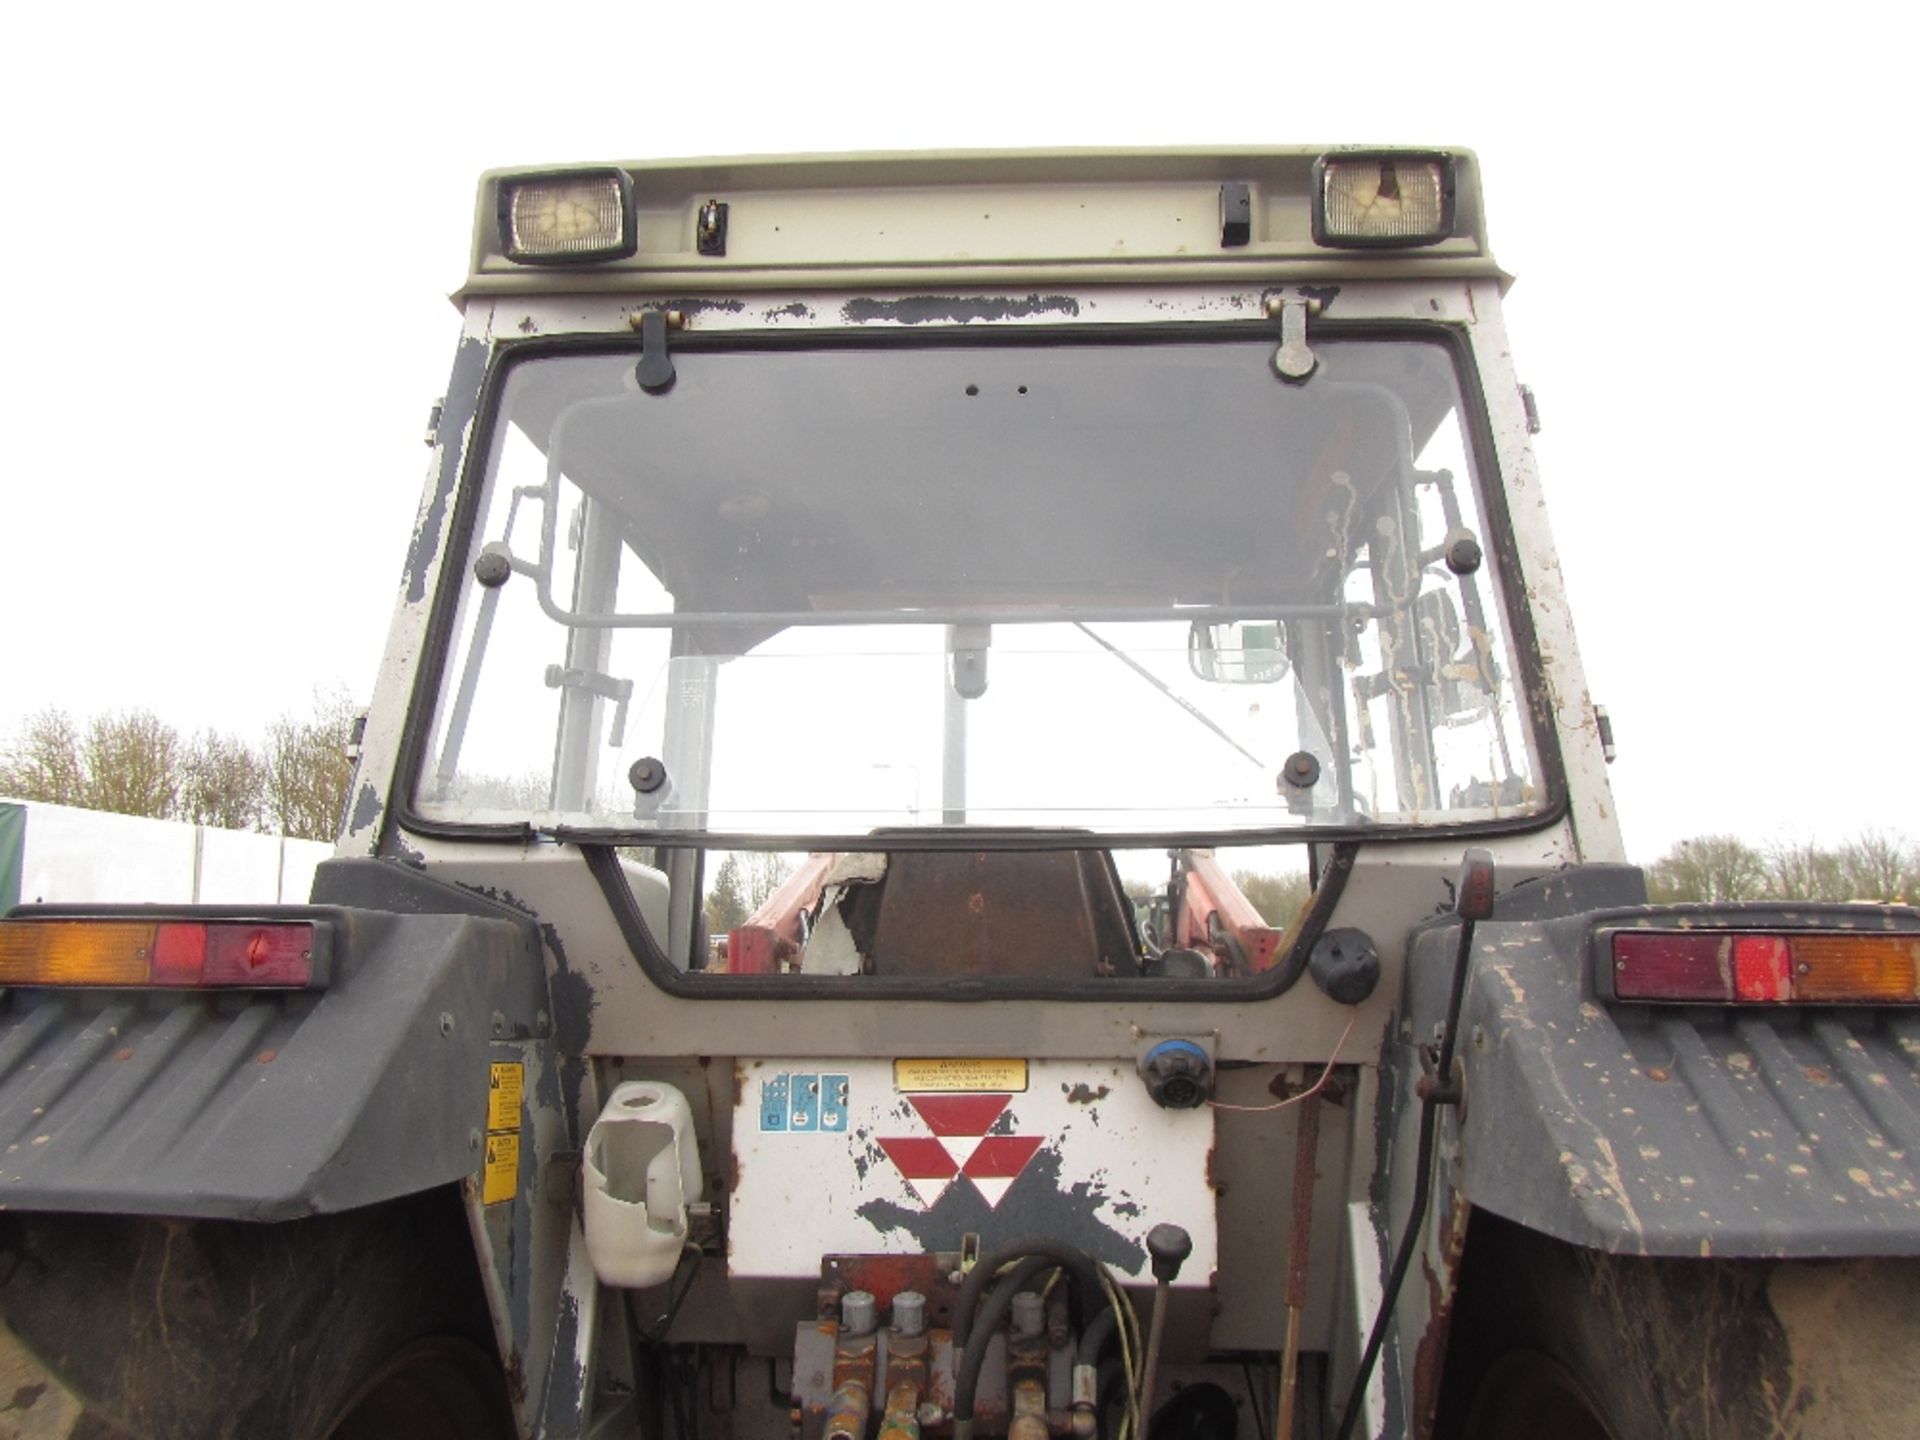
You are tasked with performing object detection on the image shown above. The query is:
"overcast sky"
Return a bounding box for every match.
[2,1,1914,861]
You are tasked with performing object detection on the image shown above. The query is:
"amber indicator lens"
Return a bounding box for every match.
[0,921,156,987]
[1612,930,1920,1004]
[1791,933,1920,1002]
[0,920,317,989]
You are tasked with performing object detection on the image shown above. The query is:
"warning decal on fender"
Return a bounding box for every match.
[482,1132,519,1205]
[487,1062,524,1131]
[482,1061,525,1203]
[893,1058,1028,1093]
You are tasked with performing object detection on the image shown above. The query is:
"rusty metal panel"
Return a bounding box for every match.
[729,1058,1215,1285]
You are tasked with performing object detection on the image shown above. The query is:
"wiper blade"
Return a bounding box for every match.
[1073,623,1266,771]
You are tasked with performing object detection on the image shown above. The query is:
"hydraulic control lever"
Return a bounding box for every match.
[1137,1223,1192,1426]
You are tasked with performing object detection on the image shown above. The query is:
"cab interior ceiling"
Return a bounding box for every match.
[498,340,1461,630]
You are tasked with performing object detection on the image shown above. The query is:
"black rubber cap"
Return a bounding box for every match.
[473,549,512,589]
[1147,1223,1193,1283]
[1281,751,1321,790]
[629,757,669,794]
[1445,532,1483,576]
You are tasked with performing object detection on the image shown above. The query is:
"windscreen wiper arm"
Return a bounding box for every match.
[1073,623,1266,771]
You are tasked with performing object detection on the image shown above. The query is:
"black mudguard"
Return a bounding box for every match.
[1406,868,1920,1257]
[0,870,544,1221]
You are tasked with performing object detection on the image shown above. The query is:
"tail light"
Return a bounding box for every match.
[0,918,328,989]
[1605,929,1920,1004]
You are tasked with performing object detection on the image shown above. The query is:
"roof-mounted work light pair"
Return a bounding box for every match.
[493,152,1457,265]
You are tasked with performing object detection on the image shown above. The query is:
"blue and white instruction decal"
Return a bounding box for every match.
[760,1072,850,1133]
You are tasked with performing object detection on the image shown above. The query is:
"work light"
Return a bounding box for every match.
[1312,153,1455,248]
[498,168,636,264]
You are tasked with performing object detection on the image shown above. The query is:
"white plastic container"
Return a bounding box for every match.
[583,1081,703,1288]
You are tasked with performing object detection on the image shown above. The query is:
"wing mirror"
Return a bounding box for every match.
[1187,621,1290,684]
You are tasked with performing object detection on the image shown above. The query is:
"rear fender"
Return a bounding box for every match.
[1405,879,1920,1258]
[0,882,545,1220]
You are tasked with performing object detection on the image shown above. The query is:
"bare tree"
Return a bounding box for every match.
[743,853,795,912]
[453,770,553,811]
[704,852,797,936]
[705,854,749,935]
[0,708,87,805]
[264,691,360,842]
[80,711,181,819]
[180,731,266,831]
[1646,835,1769,903]
[1836,829,1915,903]
[1764,838,1849,903]
[1646,830,1920,904]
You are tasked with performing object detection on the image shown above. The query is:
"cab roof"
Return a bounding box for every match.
[460,146,1500,300]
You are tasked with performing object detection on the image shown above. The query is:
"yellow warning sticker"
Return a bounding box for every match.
[487,1062,524,1132]
[894,1058,1029,1093]
[482,1131,520,1205]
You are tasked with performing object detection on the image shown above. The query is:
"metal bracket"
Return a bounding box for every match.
[544,664,634,745]
[1519,383,1542,434]
[1595,703,1617,763]
[1267,295,1321,384]
[628,308,683,393]
[687,1199,722,1251]
[696,198,729,256]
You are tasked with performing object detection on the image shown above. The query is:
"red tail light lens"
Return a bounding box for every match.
[1732,935,1791,1001]
[204,924,315,985]
[1611,930,1920,1004]
[0,919,324,989]
[1610,932,1726,1000]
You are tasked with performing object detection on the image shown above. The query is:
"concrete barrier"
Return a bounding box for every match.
[0,798,332,908]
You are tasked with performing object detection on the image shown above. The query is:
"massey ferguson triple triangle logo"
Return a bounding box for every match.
[877,1094,1043,1209]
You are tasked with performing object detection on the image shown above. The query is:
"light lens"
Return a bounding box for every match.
[1732,935,1791,1001]
[1611,930,1920,1004]
[0,919,319,988]
[0,921,155,986]
[501,173,631,262]
[1611,932,1728,1000]
[1792,933,1920,1002]
[1317,156,1453,246]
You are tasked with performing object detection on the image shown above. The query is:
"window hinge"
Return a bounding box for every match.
[627,308,684,393]
[1266,294,1321,384]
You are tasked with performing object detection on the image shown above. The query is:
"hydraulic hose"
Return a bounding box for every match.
[1075,1306,1119,1365]
[1332,850,1494,1440]
[952,1238,1108,1351]
[952,1256,1056,1440]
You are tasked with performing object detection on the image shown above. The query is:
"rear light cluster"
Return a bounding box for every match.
[1608,930,1920,1004]
[0,919,325,990]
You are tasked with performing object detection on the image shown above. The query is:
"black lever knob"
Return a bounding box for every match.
[1147,1223,1193,1284]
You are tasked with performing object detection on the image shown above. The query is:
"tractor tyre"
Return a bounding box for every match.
[0,1186,514,1440]
[1437,1211,1920,1440]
